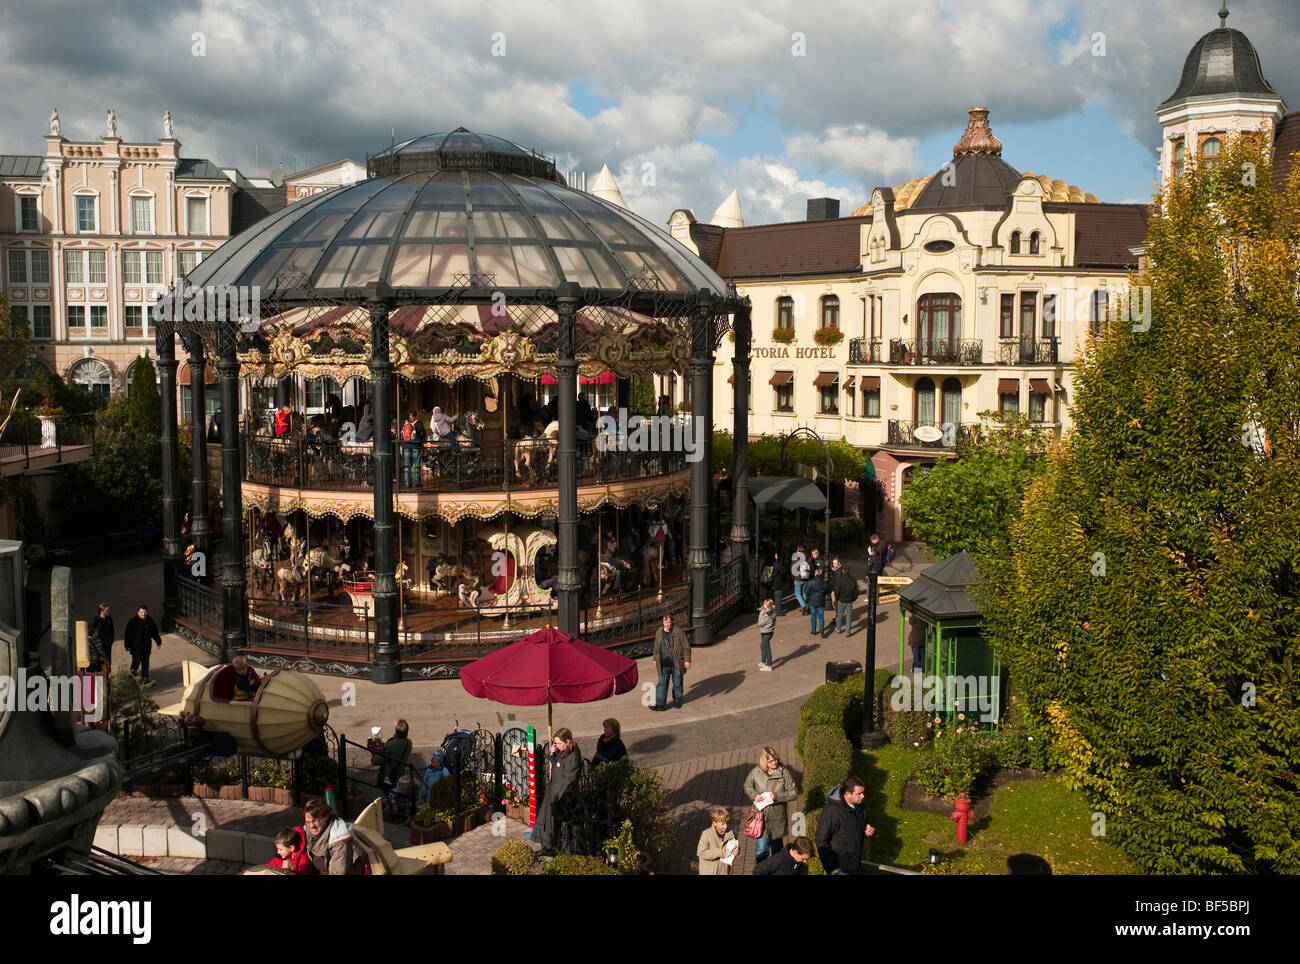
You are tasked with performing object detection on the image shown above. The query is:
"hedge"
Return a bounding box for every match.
[491,841,536,875]
[544,854,621,875]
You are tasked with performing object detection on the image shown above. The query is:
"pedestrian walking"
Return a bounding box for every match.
[650,612,691,710]
[791,545,811,614]
[89,603,114,672]
[756,598,776,671]
[754,836,813,875]
[805,569,829,637]
[831,557,859,636]
[534,728,581,857]
[814,775,876,875]
[768,551,791,615]
[123,605,162,683]
[743,746,799,863]
[697,807,739,875]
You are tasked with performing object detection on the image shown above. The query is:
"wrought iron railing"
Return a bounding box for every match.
[886,419,975,451]
[848,338,883,364]
[996,338,1059,365]
[888,338,984,365]
[243,433,688,493]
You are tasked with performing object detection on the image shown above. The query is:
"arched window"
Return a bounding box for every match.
[68,358,111,401]
[1201,136,1221,169]
[1173,142,1186,178]
[776,296,794,330]
[124,358,160,398]
[916,293,961,356]
[941,377,962,429]
[820,295,839,329]
[1029,231,1041,255]
[1009,230,1021,254]
[915,377,935,426]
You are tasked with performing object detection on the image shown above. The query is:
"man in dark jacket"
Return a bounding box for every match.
[650,612,691,711]
[768,552,792,616]
[754,836,813,875]
[805,570,829,637]
[866,543,885,578]
[89,604,114,672]
[123,605,162,683]
[815,776,875,875]
[831,557,859,637]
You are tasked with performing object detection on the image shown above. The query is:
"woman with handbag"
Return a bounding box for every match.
[742,746,799,864]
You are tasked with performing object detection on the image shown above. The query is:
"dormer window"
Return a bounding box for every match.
[1173,142,1186,178]
[1010,231,1021,255]
[1029,231,1041,255]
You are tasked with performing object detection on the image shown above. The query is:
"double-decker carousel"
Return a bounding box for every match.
[159,129,755,680]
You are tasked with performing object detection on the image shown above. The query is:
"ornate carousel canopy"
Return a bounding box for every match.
[181,127,735,382]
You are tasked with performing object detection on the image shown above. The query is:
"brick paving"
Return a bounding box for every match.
[102,795,299,836]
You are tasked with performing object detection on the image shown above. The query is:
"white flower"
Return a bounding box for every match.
[1027,736,1034,741]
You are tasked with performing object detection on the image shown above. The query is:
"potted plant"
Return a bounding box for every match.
[409,802,456,843]
[34,392,61,448]
[772,326,796,345]
[249,760,294,805]
[501,783,529,823]
[813,326,845,346]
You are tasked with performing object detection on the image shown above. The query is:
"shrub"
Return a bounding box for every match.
[797,682,856,755]
[251,760,292,789]
[491,841,537,875]
[802,724,853,811]
[876,672,932,748]
[601,819,641,872]
[771,326,796,344]
[580,759,669,859]
[544,854,620,875]
[914,719,994,800]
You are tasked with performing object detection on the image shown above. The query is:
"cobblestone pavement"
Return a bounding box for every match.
[101,795,299,836]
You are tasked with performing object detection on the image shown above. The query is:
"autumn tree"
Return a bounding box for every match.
[976,137,1300,873]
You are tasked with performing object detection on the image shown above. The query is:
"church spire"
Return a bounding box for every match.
[1219,2,1228,27]
[953,107,1003,157]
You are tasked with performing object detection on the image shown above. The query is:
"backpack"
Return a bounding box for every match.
[794,559,811,580]
[886,543,896,563]
[402,421,413,441]
[760,564,774,587]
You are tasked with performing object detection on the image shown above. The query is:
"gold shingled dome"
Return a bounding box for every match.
[850,170,1098,216]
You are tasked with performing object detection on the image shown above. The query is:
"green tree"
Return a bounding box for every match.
[0,293,32,382]
[976,137,1300,873]
[55,398,161,535]
[898,413,1047,558]
[127,355,161,441]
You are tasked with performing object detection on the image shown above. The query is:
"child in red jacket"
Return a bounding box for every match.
[267,826,315,875]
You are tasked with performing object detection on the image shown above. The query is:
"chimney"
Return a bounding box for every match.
[806,198,840,221]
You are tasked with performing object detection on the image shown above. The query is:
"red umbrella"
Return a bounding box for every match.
[460,628,638,740]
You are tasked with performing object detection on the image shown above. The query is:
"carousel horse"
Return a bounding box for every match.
[275,554,310,603]
[640,542,661,588]
[513,420,559,482]
[250,540,276,594]
[396,560,412,590]
[429,554,460,595]
[457,568,485,608]
[304,546,351,597]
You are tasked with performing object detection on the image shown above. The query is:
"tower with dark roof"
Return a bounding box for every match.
[1155,4,1286,188]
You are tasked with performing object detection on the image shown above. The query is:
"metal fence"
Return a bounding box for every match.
[244,432,688,493]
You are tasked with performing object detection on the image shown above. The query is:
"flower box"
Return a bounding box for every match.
[771,327,796,345]
[193,783,224,799]
[219,785,244,800]
[813,327,844,346]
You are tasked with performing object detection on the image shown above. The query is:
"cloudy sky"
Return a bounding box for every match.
[3,0,1298,227]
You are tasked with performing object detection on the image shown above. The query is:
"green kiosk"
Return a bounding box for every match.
[895,551,1004,724]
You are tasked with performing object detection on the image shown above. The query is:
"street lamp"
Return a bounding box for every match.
[778,427,832,565]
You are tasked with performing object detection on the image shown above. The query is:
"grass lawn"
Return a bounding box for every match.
[854,743,1139,874]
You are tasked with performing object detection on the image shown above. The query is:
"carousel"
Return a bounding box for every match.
[158,129,756,680]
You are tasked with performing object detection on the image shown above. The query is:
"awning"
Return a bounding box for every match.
[769,371,794,387]
[749,476,828,511]
[813,372,840,387]
[539,371,616,386]
[1030,378,1051,395]
[997,378,1019,395]
[860,375,881,392]
[727,374,734,385]
[843,375,856,390]
[178,362,217,386]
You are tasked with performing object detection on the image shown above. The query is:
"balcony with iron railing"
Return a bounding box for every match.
[888,338,984,366]
[886,419,977,451]
[996,338,1059,365]
[848,338,883,364]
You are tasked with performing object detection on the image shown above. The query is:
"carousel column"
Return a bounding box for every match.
[368,291,401,684]
[217,322,248,663]
[157,313,182,630]
[555,285,582,636]
[688,294,716,647]
[729,301,753,600]
[186,338,210,555]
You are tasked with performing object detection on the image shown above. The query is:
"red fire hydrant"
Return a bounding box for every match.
[950,794,973,844]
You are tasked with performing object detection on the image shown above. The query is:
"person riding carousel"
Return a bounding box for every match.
[430,406,458,448]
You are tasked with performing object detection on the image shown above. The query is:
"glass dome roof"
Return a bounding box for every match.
[187,129,729,303]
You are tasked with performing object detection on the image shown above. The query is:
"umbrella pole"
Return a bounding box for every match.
[596,513,603,614]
